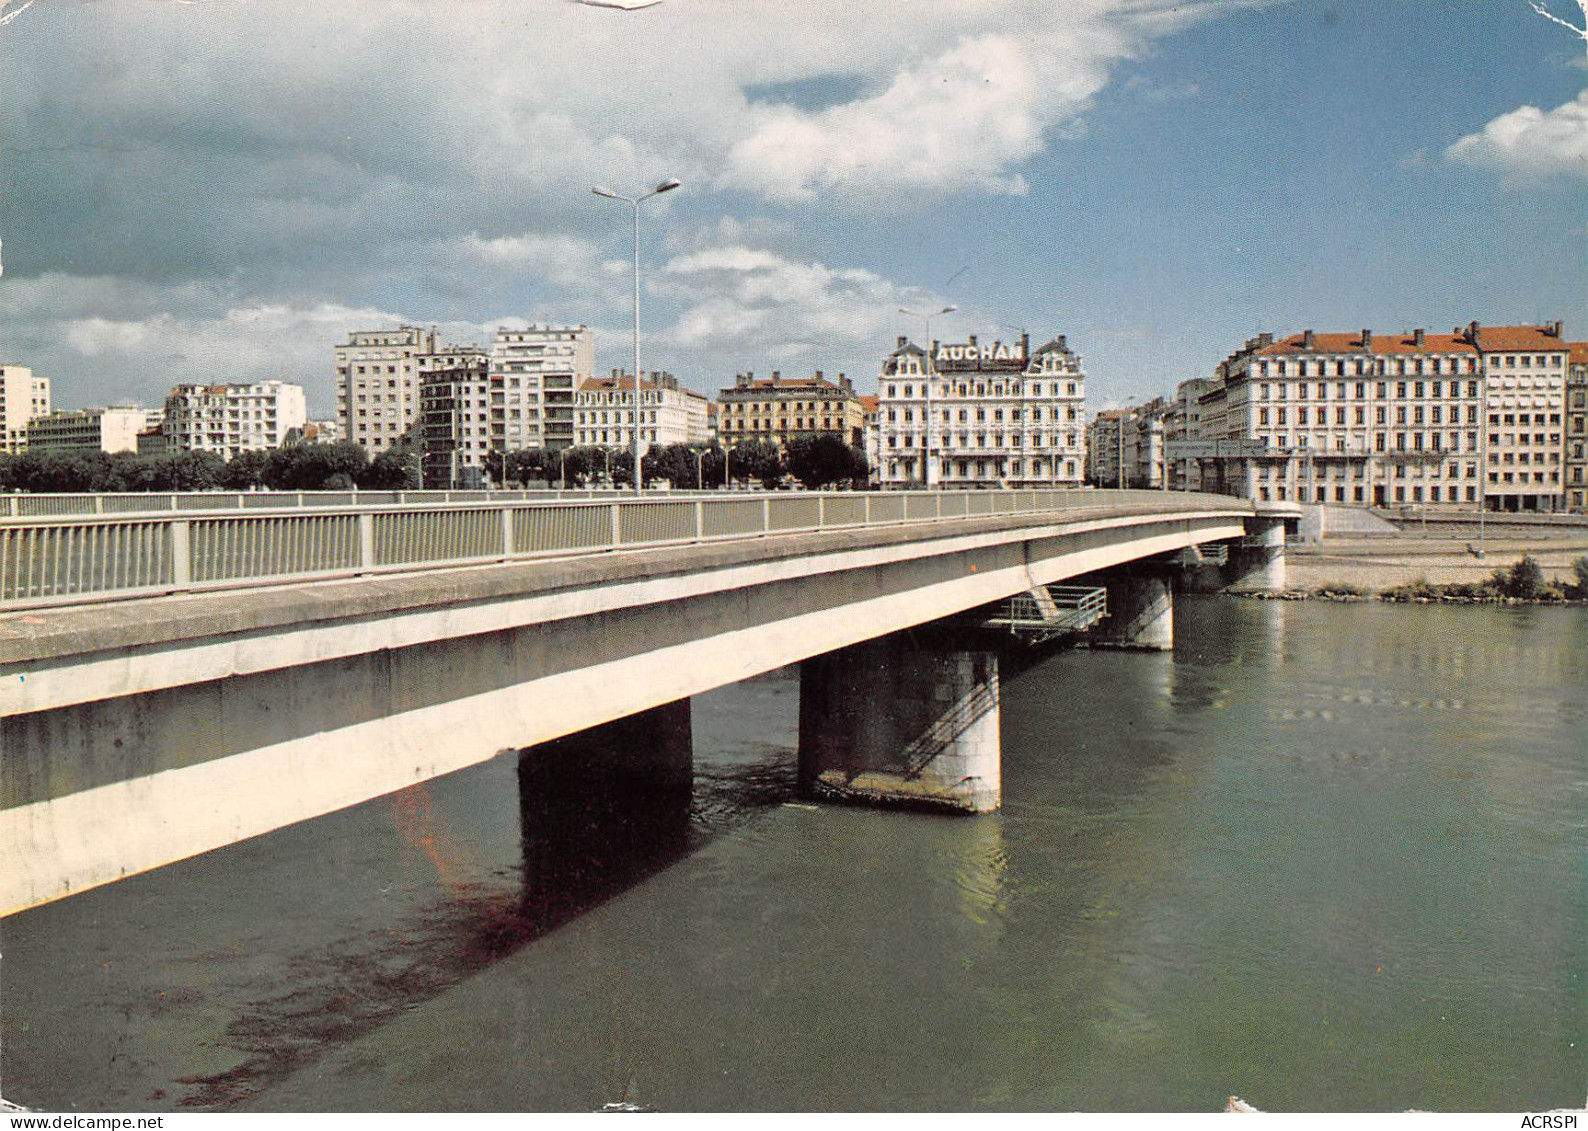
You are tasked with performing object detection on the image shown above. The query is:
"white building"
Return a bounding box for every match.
[335,326,488,455]
[0,364,51,453]
[162,380,308,460]
[574,371,709,453]
[26,407,161,454]
[877,332,1086,488]
[489,324,594,452]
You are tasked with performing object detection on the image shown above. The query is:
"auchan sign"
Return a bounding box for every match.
[934,340,1025,363]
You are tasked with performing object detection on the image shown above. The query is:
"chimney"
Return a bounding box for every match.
[1020,332,1030,358]
[897,336,908,349]
[1361,329,1372,348]
[1468,320,1481,340]
[967,334,978,348]
[840,373,851,392]
[814,370,823,382]
[1056,335,1067,353]
[736,372,749,389]
[1414,328,1425,346]
[1303,329,1315,348]
[1257,332,1273,347]
[1549,320,1563,338]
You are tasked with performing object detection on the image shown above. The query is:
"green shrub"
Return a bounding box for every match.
[1505,554,1546,600]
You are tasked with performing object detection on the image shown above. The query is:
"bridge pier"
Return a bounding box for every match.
[798,631,1000,814]
[521,698,693,805]
[1095,572,1174,651]
[517,699,693,931]
[1227,517,1287,593]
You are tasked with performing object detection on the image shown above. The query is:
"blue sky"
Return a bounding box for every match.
[0,0,1582,417]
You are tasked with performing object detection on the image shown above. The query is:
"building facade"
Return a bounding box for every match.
[1190,322,1571,511]
[488,324,594,452]
[419,361,491,489]
[1568,343,1587,513]
[0,365,51,453]
[573,371,709,453]
[1471,323,1570,513]
[162,380,308,460]
[716,370,864,451]
[26,407,162,454]
[877,333,1086,488]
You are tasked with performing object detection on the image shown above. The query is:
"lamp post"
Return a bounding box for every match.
[695,447,705,492]
[899,305,956,488]
[592,177,681,497]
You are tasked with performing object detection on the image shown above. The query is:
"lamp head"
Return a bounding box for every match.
[654,177,681,194]
[591,186,620,199]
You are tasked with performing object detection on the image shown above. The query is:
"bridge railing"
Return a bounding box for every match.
[0,489,1249,609]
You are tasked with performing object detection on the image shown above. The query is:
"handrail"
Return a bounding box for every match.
[0,489,1251,610]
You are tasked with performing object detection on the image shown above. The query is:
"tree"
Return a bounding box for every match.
[1574,554,1588,598]
[729,440,783,488]
[156,450,225,491]
[785,434,869,489]
[221,449,271,490]
[263,442,369,490]
[1506,554,1546,600]
[642,443,696,488]
[361,441,421,489]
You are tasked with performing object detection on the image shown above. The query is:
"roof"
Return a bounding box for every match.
[1256,331,1475,357]
[1568,342,1588,366]
[580,376,676,394]
[1472,325,1568,352]
[856,395,879,413]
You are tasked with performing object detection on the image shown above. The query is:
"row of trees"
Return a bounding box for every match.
[0,433,870,494]
[491,436,869,490]
[0,440,420,494]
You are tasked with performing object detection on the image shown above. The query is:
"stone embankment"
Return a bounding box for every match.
[1284,531,1588,595]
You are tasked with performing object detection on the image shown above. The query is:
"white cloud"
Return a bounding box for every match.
[1445,88,1588,181]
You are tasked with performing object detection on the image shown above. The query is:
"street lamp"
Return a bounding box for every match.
[593,177,681,498]
[695,447,705,492]
[899,304,956,488]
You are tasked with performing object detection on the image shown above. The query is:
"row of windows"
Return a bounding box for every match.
[884,381,1081,399]
[1255,380,1482,401]
[887,433,1079,450]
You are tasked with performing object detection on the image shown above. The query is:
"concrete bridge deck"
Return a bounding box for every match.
[1,490,1257,916]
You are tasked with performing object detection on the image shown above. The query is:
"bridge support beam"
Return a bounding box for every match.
[797,632,1000,814]
[1096,572,1175,651]
[1228,518,1287,593]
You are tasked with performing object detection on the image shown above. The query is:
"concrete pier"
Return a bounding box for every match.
[1097,573,1175,650]
[1227,518,1288,593]
[798,632,1000,814]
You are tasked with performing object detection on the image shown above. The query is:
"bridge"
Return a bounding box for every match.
[0,489,1281,917]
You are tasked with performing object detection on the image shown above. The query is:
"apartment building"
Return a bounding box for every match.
[716,370,864,450]
[1471,322,1570,513]
[419,360,491,489]
[877,332,1086,488]
[0,364,51,453]
[162,380,308,460]
[27,407,162,454]
[488,324,594,452]
[1087,401,1169,489]
[1192,322,1570,511]
[573,371,709,453]
[857,394,880,483]
[1568,343,1587,513]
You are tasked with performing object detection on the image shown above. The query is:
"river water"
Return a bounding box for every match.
[2,596,1584,1112]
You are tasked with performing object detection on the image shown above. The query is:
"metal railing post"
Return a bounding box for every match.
[357,512,375,570]
[500,506,514,558]
[171,521,191,588]
[611,501,622,547]
[695,499,705,541]
[762,496,771,535]
[817,495,826,530]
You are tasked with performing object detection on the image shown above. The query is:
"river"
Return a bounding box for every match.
[2,596,1584,1112]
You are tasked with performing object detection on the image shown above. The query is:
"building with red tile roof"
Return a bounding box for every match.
[1191,321,1572,512]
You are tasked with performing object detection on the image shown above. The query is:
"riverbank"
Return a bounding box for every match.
[1284,531,1588,594]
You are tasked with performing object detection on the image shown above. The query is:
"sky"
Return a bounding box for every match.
[0,0,1584,418]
